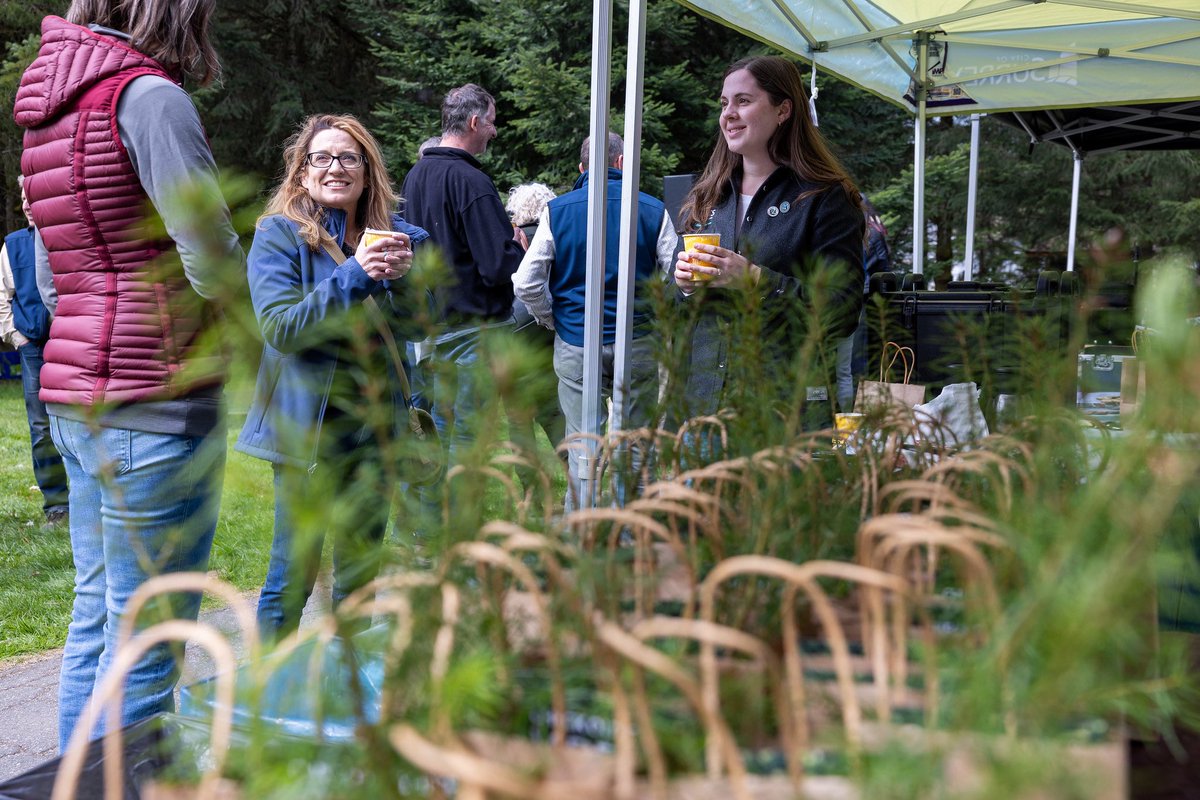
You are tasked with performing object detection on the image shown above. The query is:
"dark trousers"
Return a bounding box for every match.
[19,341,68,514]
[257,424,390,644]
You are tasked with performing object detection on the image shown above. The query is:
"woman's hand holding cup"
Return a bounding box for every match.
[357,228,413,281]
[675,233,756,290]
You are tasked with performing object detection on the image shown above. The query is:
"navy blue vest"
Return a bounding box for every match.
[546,168,665,347]
[4,227,50,342]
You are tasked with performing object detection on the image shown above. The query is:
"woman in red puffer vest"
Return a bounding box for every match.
[14,0,245,752]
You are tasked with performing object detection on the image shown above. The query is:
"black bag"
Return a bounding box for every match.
[396,402,445,487]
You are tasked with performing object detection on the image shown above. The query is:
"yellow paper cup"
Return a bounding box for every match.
[361,228,395,248]
[834,412,865,448]
[683,233,721,281]
[835,412,864,433]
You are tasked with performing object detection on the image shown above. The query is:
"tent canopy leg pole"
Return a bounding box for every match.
[580,0,612,509]
[612,0,647,436]
[964,113,981,281]
[912,33,928,275]
[1066,151,1082,272]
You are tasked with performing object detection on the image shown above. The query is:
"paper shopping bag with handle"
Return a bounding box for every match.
[856,341,927,412]
[1119,356,1145,425]
[1119,329,1149,426]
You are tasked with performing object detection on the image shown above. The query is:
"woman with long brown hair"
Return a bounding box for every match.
[672,55,864,423]
[236,113,428,642]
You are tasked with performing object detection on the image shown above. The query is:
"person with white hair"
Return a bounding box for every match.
[505,181,565,488]
[417,135,441,159]
[507,182,556,241]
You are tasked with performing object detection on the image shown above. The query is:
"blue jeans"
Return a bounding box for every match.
[257,428,390,643]
[554,334,658,511]
[835,332,856,412]
[850,307,867,383]
[18,341,68,514]
[51,415,226,751]
[404,340,431,413]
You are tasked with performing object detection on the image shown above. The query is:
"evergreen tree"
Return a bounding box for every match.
[196,0,390,188]
[0,1,57,229]
[3,1,1196,269]
[363,0,757,196]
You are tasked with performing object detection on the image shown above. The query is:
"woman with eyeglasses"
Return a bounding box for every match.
[236,113,429,642]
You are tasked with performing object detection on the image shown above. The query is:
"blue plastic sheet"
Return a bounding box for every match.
[180,623,389,741]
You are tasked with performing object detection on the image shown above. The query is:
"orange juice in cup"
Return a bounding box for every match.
[682,233,721,282]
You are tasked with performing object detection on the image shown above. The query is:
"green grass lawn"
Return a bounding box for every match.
[0,378,275,662]
[0,371,564,664]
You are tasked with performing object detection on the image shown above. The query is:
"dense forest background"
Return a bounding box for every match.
[2,0,1198,285]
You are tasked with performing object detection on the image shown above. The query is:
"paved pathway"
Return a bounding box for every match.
[0,651,60,781]
[0,584,329,784]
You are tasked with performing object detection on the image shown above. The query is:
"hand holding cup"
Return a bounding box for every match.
[674,233,756,290]
[357,228,413,281]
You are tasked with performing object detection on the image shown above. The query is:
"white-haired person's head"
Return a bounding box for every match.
[417,135,441,159]
[506,182,557,227]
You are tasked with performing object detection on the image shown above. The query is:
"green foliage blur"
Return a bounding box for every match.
[1,4,1200,796]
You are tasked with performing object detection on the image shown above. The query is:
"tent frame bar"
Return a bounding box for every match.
[824,0,1200,51]
[612,0,648,433]
[912,32,928,274]
[822,0,1030,49]
[964,113,981,281]
[579,0,613,509]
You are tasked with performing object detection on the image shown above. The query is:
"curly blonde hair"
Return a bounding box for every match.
[260,114,399,250]
[506,182,556,227]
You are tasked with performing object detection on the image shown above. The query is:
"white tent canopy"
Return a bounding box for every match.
[676,1,1200,115]
[988,100,1200,271]
[675,0,1200,271]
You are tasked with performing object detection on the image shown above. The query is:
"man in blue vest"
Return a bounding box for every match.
[0,177,68,526]
[513,133,677,509]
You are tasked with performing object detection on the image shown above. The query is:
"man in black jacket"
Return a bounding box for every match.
[401,84,528,463]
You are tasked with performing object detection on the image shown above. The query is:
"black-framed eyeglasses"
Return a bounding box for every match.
[305,151,366,170]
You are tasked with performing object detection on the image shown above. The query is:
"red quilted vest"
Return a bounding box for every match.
[14,16,220,406]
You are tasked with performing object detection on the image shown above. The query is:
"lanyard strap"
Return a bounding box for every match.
[319,238,416,406]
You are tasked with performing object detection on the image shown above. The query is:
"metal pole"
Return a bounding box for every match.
[580,0,612,509]
[1066,151,1082,272]
[912,33,928,275]
[964,113,981,281]
[612,0,646,433]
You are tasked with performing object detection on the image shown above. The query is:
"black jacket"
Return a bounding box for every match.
[401,147,525,324]
[689,166,864,337]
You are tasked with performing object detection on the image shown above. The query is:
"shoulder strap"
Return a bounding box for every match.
[319,238,416,406]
